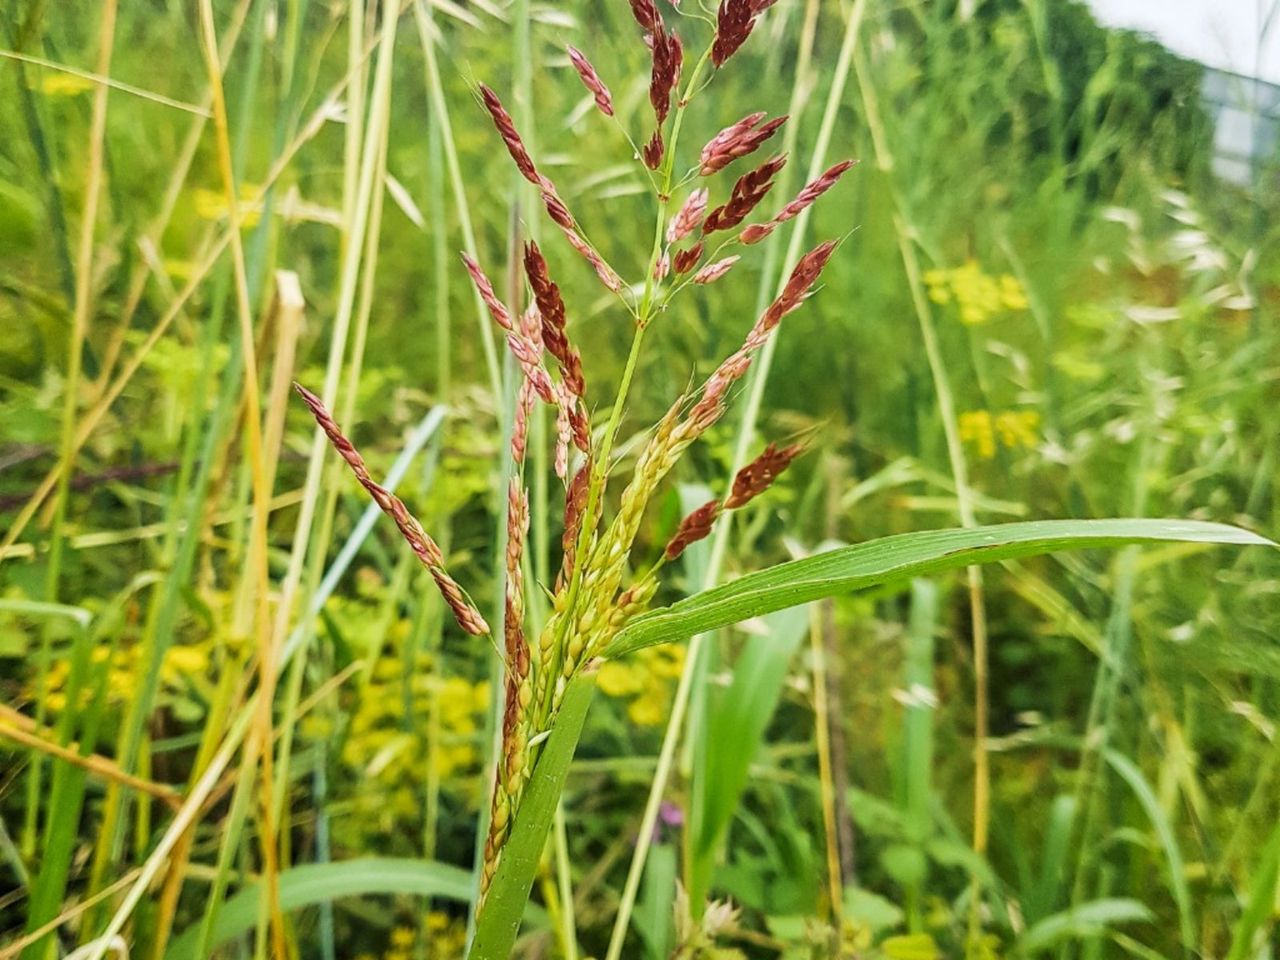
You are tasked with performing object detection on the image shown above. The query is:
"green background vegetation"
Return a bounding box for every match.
[1,0,1277,958]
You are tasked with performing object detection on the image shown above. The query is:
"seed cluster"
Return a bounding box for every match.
[301,0,855,906]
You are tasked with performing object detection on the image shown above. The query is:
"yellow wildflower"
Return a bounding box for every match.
[193,183,263,228]
[924,261,1028,325]
[598,660,644,696]
[995,410,1039,449]
[958,410,996,459]
[959,409,1039,459]
[389,926,416,948]
[41,72,95,97]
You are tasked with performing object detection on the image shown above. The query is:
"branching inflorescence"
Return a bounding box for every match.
[296,0,855,905]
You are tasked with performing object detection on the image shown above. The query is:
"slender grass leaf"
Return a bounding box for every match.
[166,859,478,960]
[468,672,596,960]
[608,520,1271,657]
[691,604,808,904]
[1103,750,1194,954]
[1225,813,1280,960]
[1019,898,1154,955]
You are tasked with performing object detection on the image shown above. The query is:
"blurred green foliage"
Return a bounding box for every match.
[0,0,1277,958]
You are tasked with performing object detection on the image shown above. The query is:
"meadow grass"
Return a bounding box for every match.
[0,2,1277,959]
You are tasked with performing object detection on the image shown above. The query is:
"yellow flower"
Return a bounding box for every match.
[193,184,263,227]
[999,274,1029,310]
[960,409,1039,459]
[390,926,416,948]
[598,660,644,696]
[925,261,1028,324]
[628,693,666,727]
[41,72,95,97]
[958,410,996,459]
[995,410,1039,449]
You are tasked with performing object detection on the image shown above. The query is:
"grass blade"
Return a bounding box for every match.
[608,520,1271,656]
[165,859,477,960]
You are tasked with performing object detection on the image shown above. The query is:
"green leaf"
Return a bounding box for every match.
[1018,898,1153,955]
[881,933,941,960]
[690,605,808,904]
[1103,750,1194,953]
[468,672,597,960]
[608,520,1271,656]
[1225,813,1280,960]
[166,859,478,960]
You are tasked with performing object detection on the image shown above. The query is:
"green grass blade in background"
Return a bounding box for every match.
[608,521,1273,656]
[165,858,475,960]
[468,673,597,960]
[1018,898,1154,956]
[688,605,808,906]
[1103,750,1194,954]
[1224,811,1280,960]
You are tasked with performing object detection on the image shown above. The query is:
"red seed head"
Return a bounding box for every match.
[668,188,709,243]
[649,27,683,124]
[479,83,541,186]
[692,255,740,285]
[567,45,614,116]
[643,128,665,170]
[699,113,787,175]
[462,253,513,331]
[673,241,705,275]
[294,382,490,636]
[712,0,779,67]
[703,153,787,233]
[725,441,805,509]
[628,0,660,31]
[664,498,723,561]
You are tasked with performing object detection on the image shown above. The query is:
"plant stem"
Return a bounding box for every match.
[606,1,856,952]
[848,22,994,942]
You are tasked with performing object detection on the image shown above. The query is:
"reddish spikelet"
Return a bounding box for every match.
[562,228,624,293]
[693,256,740,285]
[524,241,586,399]
[554,396,572,480]
[505,334,556,404]
[699,113,787,175]
[511,378,536,464]
[725,442,805,509]
[643,128,665,170]
[712,0,779,68]
[749,239,839,346]
[294,383,490,636]
[649,27,682,124]
[674,241,705,275]
[504,480,530,668]
[740,160,857,245]
[703,153,787,233]
[687,240,838,430]
[462,253,513,331]
[664,498,722,561]
[568,401,590,453]
[482,81,612,287]
[628,0,659,31]
[558,460,593,588]
[667,188,709,243]
[479,84,541,186]
[567,45,614,116]
[654,251,671,282]
[541,190,575,232]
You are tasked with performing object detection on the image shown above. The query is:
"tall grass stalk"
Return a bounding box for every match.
[849,26,995,942]
[0,28,383,561]
[605,2,861,952]
[194,2,284,950]
[26,0,117,865]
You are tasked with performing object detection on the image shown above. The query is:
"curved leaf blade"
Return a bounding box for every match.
[608,520,1271,657]
[166,859,475,960]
